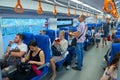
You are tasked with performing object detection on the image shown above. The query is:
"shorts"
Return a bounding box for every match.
[96,39,100,43]
[52,56,64,63]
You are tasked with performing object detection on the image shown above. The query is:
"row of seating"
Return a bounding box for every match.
[108,26,120,64]
[22,33,51,80]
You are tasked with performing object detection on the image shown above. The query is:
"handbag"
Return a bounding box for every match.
[107,35,111,41]
[17,62,31,73]
[51,45,61,56]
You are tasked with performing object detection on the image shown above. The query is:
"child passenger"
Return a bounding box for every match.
[95,29,101,48]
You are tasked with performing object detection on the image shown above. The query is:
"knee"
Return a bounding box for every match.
[50,58,55,63]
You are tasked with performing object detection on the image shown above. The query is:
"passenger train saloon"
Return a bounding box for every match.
[0,0,120,80]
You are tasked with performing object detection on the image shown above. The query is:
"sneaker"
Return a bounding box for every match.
[66,65,71,70]
[72,66,81,71]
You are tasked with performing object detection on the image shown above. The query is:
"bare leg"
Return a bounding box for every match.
[105,38,107,45]
[3,77,9,80]
[96,43,98,48]
[102,37,105,48]
[50,58,56,80]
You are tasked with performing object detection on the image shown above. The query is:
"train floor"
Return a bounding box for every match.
[42,41,111,80]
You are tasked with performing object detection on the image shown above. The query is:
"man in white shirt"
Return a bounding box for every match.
[4,33,27,58]
[69,15,86,70]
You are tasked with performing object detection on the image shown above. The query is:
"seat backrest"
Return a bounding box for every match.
[22,32,35,45]
[110,43,120,63]
[35,34,51,63]
[114,35,120,41]
[45,30,55,43]
[116,31,120,35]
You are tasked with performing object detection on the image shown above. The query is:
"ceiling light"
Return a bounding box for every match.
[71,0,103,13]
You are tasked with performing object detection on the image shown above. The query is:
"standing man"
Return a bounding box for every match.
[102,17,110,48]
[69,15,86,70]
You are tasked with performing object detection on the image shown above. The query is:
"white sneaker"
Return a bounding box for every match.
[66,65,71,70]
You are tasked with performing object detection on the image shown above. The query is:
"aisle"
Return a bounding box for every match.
[42,42,111,80]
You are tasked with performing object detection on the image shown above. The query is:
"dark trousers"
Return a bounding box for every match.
[66,46,76,65]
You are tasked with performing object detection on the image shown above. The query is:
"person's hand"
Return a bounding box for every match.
[21,58,26,63]
[69,32,72,35]
[8,40,14,45]
[4,53,9,58]
[28,61,35,64]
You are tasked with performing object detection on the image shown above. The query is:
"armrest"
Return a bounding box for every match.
[2,65,17,77]
[37,62,50,70]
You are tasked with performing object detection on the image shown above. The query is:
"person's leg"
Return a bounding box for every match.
[102,37,105,48]
[50,58,56,80]
[3,77,10,80]
[73,43,83,70]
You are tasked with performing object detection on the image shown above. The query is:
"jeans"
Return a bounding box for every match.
[76,43,83,69]
[66,46,76,65]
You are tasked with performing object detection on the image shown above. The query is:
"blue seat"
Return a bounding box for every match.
[116,31,120,35]
[60,27,69,31]
[22,32,35,45]
[31,34,51,80]
[45,30,55,43]
[114,35,120,41]
[55,52,68,68]
[109,43,120,64]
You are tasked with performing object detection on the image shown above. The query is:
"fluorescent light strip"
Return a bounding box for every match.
[70,0,102,13]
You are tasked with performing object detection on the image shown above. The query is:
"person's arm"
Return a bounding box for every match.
[10,51,25,57]
[28,51,45,66]
[100,66,115,80]
[69,31,80,37]
[10,44,28,57]
[21,51,30,62]
[59,40,68,54]
[5,41,14,56]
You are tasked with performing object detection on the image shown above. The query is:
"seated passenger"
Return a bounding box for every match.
[65,31,77,70]
[104,38,120,62]
[101,53,120,80]
[40,30,46,35]
[50,30,68,80]
[91,26,95,38]
[4,33,27,66]
[3,40,45,80]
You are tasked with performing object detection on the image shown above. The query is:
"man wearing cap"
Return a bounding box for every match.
[69,15,87,70]
[102,17,110,47]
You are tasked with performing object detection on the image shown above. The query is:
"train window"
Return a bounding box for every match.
[1,18,48,36]
[57,18,73,28]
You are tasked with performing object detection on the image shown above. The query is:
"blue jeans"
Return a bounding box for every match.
[76,43,83,69]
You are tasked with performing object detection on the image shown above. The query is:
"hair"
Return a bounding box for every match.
[28,40,38,47]
[42,30,46,34]
[60,30,65,36]
[115,38,120,43]
[80,15,86,20]
[40,30,46,34]
[108,52,120,68]
[92,27,95,29]
[16,33,23,40]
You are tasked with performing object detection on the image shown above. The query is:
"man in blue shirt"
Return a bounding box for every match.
[102,18,110,48]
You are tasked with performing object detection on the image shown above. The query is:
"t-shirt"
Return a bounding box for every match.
[11,43,28,53]
[77,22,86,43]
[16,43,28,52]
[95,32,101,39]
[103,23,110,34]
[68,36,74,45]
[56,39,68,55]
[91,29,95,37]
